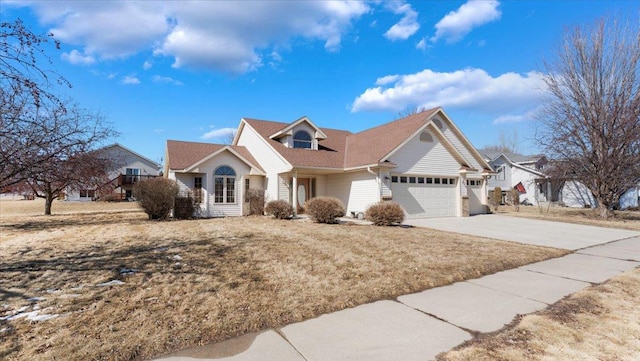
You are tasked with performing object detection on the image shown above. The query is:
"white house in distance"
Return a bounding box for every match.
[165,108,493,218]
[66,143,161,201]
[482,150,549,206]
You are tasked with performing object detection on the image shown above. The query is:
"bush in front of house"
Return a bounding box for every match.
[365,201,405,226]
[133,177,179,220]
[491,186,502,212]
[265,200,293,219]
[305,197,346,224]
[246,188,265,215]
[173,195,195,219]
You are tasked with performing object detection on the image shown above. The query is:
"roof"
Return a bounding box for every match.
[481,149,543,164]
[345,108,439,168]
[243,118,351,169]
[166,140,264,172]
[243,108,441,169]
[99,143,161,169]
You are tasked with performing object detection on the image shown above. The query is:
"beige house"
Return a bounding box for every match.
[165,107,493,218]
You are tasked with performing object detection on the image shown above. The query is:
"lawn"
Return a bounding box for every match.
[439,268,640,361]
[0,199,567,360]
[497,205,640,232]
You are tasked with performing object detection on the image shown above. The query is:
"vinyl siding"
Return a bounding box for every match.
[388,133,460,175]
[442,126,484,177]
[562,181,597,208]
[511,166,541,205]
[236,122,290,201]
[325,171,379,215]
[184,150,253,217]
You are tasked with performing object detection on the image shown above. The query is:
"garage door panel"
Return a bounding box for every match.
[468,186,485,215]
[394,183,457,218]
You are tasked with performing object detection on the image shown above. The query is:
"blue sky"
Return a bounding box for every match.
[2,1,637,164]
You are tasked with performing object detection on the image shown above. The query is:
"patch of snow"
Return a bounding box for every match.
[28,297,45,302]
[120,268,137,275]
[28,312,58,322]
[0,327,9,333]
[96,280,125,287]
[46,289,61,294]
[70,285,86,291]
[172,254,182,260]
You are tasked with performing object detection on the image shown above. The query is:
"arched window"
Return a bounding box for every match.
[293,130,312,149]
[419,131,433,143]
[214,166,236,203]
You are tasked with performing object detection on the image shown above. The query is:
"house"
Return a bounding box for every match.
[481,150,554,206]
[66,143,161,201]
[165,108,493,218]
[619,184,639,210]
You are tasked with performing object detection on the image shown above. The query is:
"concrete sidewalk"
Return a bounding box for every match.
[157,235,640,361]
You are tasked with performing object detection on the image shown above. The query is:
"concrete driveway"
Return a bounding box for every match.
[403,214,640,250]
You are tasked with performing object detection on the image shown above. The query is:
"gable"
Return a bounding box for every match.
[269,116,328,140]
[387,131,463,175]
[184,148,252,176]
[166,140,263,174]
[99,144,161,175]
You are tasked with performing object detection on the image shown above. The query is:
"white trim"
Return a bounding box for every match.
[269,116,328,140]
[184,145,265,175]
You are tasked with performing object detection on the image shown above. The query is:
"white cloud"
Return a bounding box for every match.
[431,0,501,43]
[152,75,183,86]
[384,2,420,41]
[121,75,140,85]
[351,68,546,116]
[492,109,537,124]
[143,61,153,70]
[16,1,369,73]
[201,127,236,140]
[416,38,427,50]
[61,49,95,65]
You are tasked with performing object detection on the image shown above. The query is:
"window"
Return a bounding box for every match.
[244,178,250,202]
[194,177,203,204]
[409,176,416,184]
[449,178,456,185]
[419,131,433,143]
[293,131,312,149]
[125,168,140,184]
[495,165,505,180]
[426,177,433,184]
[442,178,448,185]
[391,176,398,183]
[417,177,425,184]
[400,176,407,183]
[214,166,236,204]
[79,189,95,198]
[434,178,441,184]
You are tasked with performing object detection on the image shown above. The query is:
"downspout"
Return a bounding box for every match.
[367,166,382,200]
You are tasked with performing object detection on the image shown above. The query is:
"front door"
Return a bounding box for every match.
[297,178,310,213]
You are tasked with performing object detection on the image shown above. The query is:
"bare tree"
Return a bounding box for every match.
[536,17,640,219]
[0,19,72,188]
[22,106,117,215]
[484,129,520,154]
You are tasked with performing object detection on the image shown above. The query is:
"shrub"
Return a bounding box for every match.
[491,186,502,212]
[133,177,179,220]
[365,201,405,226]
[509,187,520,212]
[246,188,265,215]
[305,197,345,224]
[173,196,195,219]
[265,200,293,219]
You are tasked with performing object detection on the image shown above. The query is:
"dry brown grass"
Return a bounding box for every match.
[0,200,567,360]
[439,267,640,361]
[498,205,640,231]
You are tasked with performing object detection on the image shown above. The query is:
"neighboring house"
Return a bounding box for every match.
[66,143,161,201]
[165,107,493,218]
[481,150,550,206]
[619,184,639,210]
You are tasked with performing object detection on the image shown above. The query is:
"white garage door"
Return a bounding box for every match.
[467,180,486,215]
[392,176,457,218]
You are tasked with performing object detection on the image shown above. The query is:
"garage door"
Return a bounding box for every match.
[467,180,486,215]
[392,176,457,218]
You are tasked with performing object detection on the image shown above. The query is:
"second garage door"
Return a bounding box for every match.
[392,176,457,218]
